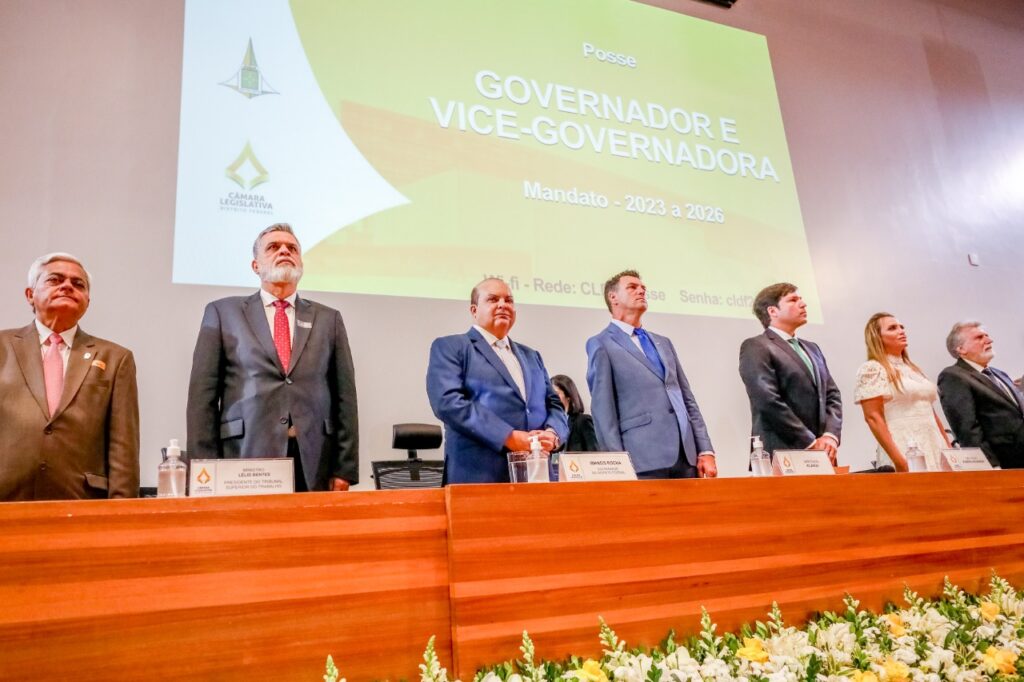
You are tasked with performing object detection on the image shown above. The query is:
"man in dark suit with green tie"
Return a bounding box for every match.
[738,282,843,463]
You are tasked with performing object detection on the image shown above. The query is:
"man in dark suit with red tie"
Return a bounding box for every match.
[938,322,1024,469]
[738,282,843,463]
[186,224,358,491]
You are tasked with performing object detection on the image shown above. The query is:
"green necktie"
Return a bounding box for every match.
[787,337,816,384]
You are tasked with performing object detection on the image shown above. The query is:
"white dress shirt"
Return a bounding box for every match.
[473,325,525,399]
[35,320,76,376]
[260,289,297,343]
[610,318,644,351]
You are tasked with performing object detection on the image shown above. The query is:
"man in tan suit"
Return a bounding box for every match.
[0,253,139,500]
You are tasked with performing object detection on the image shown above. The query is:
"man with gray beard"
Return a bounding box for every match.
[186,224,358,491]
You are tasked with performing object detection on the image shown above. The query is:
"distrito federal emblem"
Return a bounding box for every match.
[220,38,278,99]
[225,141,270,190]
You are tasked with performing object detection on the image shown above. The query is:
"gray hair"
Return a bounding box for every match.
[27,252,92,290]
[252,223,300,259]
[946,320,982,359]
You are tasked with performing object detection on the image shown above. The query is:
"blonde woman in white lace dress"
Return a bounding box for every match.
[854,313,951,471]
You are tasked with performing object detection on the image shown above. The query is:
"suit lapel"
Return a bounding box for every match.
[56,329,96,419]
[990,367,1024,414]
[802,340,829,422]
[767,330,816,386]
[509,340,532,399]
[651,332,675,384]
[606,324,662,380]
[468,328,523,401]
[243,293,284,375]
[959,359,1021,411]
[11,324,49,419]
[287,296,315,375]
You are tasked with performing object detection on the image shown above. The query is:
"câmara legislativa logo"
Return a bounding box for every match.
[220,141,274,214]
[216,38,277,215]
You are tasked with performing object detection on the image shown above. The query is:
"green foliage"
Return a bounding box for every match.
[420,635,449,682]
[902,585,925,610]
[850,648,872,671]
[722,632,741,654]
[598,617,622,656]
[768,602,785,634]
[518,631,538,682]
[661,629,677,656]
[324,654,340,682]
[322,574,1024,682]
[805,652,821,682]
[694,607,724,662]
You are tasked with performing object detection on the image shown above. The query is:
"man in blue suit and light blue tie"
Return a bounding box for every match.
[426,278,568,484]
[586,270,718,479]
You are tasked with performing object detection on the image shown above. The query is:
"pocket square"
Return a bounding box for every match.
[91,359,106,371]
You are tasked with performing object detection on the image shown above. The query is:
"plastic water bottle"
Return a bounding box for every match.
[904,439,928,473]
[750,436,771,477]
[158,438,188,497]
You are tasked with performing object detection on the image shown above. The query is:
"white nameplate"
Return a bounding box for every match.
[558,452,637,482]
[939,448,994,472]
[772,449,836,476]
[188,458,295,497]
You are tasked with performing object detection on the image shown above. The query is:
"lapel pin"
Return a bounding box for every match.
[83,352,92,360]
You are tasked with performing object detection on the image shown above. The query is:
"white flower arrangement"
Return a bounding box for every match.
[323,575,1024,682]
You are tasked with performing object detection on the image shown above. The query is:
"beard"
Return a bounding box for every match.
[260,263,303,284]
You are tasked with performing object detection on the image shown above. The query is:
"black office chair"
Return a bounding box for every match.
[371,423,444,490]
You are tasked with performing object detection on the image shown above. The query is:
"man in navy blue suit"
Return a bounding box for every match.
[426,278,568,484]
[586,270,717,479]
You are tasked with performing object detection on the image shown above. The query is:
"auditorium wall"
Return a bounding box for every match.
[1,0,1022,485]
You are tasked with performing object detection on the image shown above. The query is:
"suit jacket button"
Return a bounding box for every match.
[39,463,47,471]
[43,426,53,435]
[279,417,288,424]
[668,408,674,414]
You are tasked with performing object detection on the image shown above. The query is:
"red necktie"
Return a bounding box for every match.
[272,300,291,371]
[43,332,65,417]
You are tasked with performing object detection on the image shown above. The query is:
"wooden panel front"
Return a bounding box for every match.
[445,472,1024,678]
[0,490,450,682]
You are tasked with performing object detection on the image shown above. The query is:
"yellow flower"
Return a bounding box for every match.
[882,657,910,682]
[979,601,1001,622]
[568,659,609,682]
[851,670,879,682]
[737,637,769,663]
[982,647,1018,675]
[880,613,906,637]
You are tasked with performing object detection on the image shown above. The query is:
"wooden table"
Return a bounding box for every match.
[1,471,1022,680]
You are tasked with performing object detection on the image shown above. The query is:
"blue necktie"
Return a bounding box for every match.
[634,328,665,379]
[982,368,1022,413]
